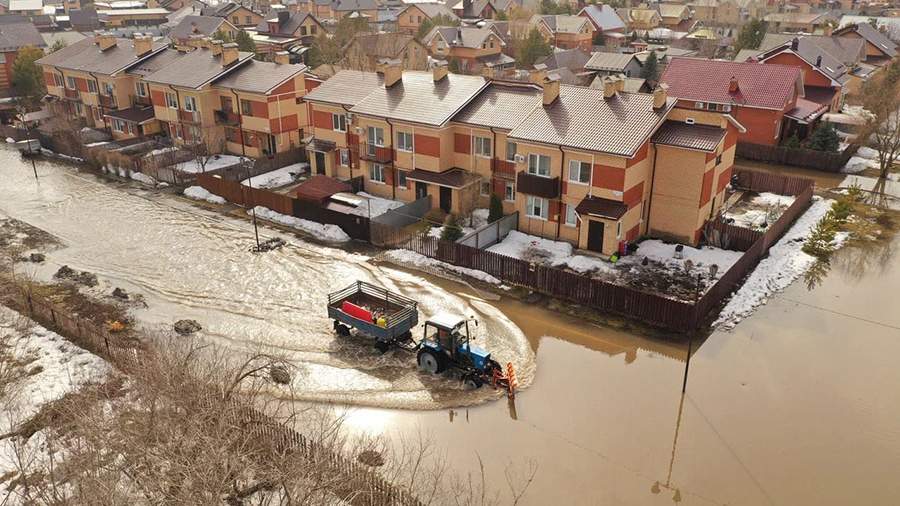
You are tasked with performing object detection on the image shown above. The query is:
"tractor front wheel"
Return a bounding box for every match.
[463,374,483,390]
[417,349,445,375]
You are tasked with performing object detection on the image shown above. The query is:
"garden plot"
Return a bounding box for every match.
[724,192,796,231]
[486,231,742,301]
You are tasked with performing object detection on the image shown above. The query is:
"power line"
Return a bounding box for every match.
[782,297,900,331]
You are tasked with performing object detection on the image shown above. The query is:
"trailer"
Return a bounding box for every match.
[327,281,419,352]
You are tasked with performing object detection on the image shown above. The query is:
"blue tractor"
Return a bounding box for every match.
[416,313,504,389]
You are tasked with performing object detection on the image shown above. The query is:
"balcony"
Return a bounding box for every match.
[516,172,560,199]
[98,94,117,108]
[64,88,80,100]
[214,109,240,126]
[492,158,516,177]
[178,109,201,124]
[132,95,152,107]
[358,143,393,163]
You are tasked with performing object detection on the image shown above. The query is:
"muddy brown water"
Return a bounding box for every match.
[2,150,900,504]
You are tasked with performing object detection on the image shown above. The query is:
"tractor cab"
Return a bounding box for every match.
[418,313,496,382]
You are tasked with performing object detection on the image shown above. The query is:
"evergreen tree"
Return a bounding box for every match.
[516,28,552,68]
[640,50,659,82]
[783,133,801,148]
[807,122,840,152]
[11,46,45,111]
[440,214,464,242]
[734,19,767,53]
[49,39,67,53]
[234,30,256,53]
[488,193,504,222]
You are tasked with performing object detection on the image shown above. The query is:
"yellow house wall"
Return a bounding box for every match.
[648,144,705,243]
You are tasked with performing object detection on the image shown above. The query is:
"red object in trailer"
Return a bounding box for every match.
[341,301,372,322]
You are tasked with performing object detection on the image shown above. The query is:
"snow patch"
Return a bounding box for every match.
[619,239,742,278]
[251,206,350,243]
[486,230,614,274]
[5,137,15,143]
[130,171,156,186]
[383,249,501,285]
[715,198,847,329]
[346,192,404,218]
[241,163,309,189]
[143,146,179,158]
[176,154,242,174]
[183,185,226,204]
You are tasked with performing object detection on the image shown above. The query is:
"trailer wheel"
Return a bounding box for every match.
[375,341,390,353]
[417,349,444,374]
[334,322,350,337]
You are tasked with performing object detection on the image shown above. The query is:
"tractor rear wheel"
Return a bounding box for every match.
[418,349,445,374]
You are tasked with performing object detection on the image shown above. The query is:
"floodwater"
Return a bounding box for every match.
[3,150,900,504]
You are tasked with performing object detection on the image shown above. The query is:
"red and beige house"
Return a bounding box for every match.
[422,26,514,76]
[200,1,264,28]
[530,14,595,51]
[661,58,805,146]
[303,62,735,254]
[396,2,458,35]
[757,37,849,112]
[834,22,898,68]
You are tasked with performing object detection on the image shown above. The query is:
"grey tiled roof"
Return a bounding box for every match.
[333,0,376,11]
[758,33,865,66]
[303,69,384,106]
[579,4,625,32]
[170,15,225,40]
[453,82,541,130]
[584,51,635,71]
[37,36,167,75]
[347,32,417,59]
[126,47,183,76]
[508,86,670,157]
[412,2,456,19]
[256,12,319,36]
[0,21,45,51]
[213,60,308,94]
[538,48,591,73]
[426,26,495,49]
[141,46,254,89]
[652,120,724,152]
[759,37,849,84]
[350,71,487,126]
[837,22,897,57]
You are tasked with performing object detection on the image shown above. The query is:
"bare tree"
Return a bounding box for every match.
[861,63,900,179]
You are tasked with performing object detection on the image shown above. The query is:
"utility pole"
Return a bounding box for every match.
[245,159,260,251]
[683,273,703,393]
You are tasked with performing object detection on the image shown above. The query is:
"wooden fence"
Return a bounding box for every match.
[734,169,816,195]
[2,284,423,506]
[736,142,858,173]
[197,173,371,241]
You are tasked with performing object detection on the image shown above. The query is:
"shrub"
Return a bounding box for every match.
[440,214,464,242]
[488,193,504,223]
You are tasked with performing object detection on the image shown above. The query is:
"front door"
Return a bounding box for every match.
[587,220,605,253]
[314,151,326,175]
[439,186,452,213]
[415,181,428,200]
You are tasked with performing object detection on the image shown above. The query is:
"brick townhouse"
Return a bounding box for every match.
[39,34,311,156]
[304,62,737,254]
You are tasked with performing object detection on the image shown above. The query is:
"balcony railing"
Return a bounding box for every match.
[178,109,201,124]
[492,158,516,177]
[516,172,560,199]
[64,88,80,99]
[358,143,393,163]
[132,94,152,107]
[214,109,240,126]
[99,94,117,108]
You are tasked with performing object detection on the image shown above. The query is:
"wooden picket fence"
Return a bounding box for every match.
[736,142,858,173]
[2,284,422,506]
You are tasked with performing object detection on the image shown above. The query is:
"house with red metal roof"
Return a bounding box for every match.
[661,57,804,146]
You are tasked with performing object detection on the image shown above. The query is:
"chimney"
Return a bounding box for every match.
[187,34,204,48]
[96,32,117,51]
[529,63,547,85]
[433,59,448,81]
[481,65,493,79]
[790,37,799,50]
[210,39,223,56]
[274,50,290,64]
[133,33,152,56]
[191,21,198,33]
[615,74,625,93]
[652,84,668,109]
[815,55,822,67]
[542,73,560,106]
[602,76,618,99]
[221,42,239,66]
[277,9,290,25]
[728,76,739,93]
[383,59,403,87]
[823,23,833,36]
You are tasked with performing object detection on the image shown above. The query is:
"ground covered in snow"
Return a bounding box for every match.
[250,206,350,243]
[241,163,309,189]
[176,154,242,174]
[183,185,226,204]
[345,192,405,218]
[382,249,501,285]
[725,192,796,230]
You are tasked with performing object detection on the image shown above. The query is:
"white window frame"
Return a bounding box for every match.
[506,141,517,161]
[87,80,97,93]
[367,126,384,147]
[111,118,126,132]
[183,95,198,112]
[526,195,548,220]
[397,131,413,152]
[480,181,491,196]
[568,160,591,185]
[473,136,491,157]
[370,163,386,184]
[528,154,551,177]
[165,92,178,109]
[66,76,76,89]
[339,149,350,166]
[564,203,577,226]
[332,113,346,132]
[136,81,147,97]
[504,181,515,202]
[103,82,114,97]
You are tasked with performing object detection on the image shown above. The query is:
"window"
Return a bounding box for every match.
[0,54,5,64]
[715,153,722,165]
[245,15,251,24]
[136,81,147,97]
[165,92,177,109]
[568,160,590,184]
[311,25,317,34]
[183,95,197,112]
[332,113,346,132]
[370,163,386,183]
[397,170,407,188]
[367,126,384,147]
[111,118,126,132]
[504,181,515,202]
[506,141,517,161]
[397,131,413,151]
[695,101,705,109]
[241,99,253,116]
[474,136,491,157]
[480,181,491,196]
[66,76,76,89]
[340,149,350,166]
[300,26,307,35]
[616,221,622,238]
[526,195,548,219]
[103,82,114,96]
[87,80,97,93]
[565,204,577,226]
[528,154,550,176]
[232,15,238,24]
[54,74,63,87]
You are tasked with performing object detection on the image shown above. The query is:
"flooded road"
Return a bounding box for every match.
[0,148,533,409]
[3,150,900,504]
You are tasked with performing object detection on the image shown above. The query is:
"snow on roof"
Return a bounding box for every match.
[428,312,466,330]
[9,0,42,10]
